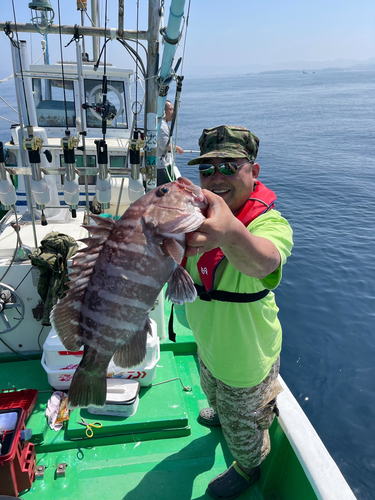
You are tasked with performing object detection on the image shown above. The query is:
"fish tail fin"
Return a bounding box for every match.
[113,319,149,368]
[67,357,107,409]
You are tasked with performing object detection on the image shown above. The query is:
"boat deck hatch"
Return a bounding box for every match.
[66,351,189,442]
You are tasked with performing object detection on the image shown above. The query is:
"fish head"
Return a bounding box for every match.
[142,177,208,235]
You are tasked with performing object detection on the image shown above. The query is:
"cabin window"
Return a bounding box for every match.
[32,78,76,127]
[60,155,97,185]
[110,156,127,169]
[84,79,128,129]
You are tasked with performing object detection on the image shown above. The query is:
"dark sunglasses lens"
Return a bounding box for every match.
[219,162,238,176]
[199,165,215,177]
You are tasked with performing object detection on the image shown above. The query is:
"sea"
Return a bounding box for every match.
[1,69,374,499]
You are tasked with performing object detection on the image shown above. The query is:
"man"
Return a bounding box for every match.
[184,125,293,499]
[156,100,183,185]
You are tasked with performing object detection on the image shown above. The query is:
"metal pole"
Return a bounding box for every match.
[0,23,148,41]
[76,40,90,217]
[118,0,124,39]
[11,43,38,249]
[144,0,160,191]
[91,1,100,62]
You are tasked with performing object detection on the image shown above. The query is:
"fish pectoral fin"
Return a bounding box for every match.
[50,296,84,351]
[112,319,149,368]
[163,237,185,264]
[165,264,197,305]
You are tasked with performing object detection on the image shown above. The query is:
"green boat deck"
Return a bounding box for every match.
[0,305,318,500]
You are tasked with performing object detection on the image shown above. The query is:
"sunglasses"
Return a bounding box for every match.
[198,161,251,178]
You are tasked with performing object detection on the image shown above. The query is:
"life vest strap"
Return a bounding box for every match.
[194,284,269,303]
[168,288,270,342]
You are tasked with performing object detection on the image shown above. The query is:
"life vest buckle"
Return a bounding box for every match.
[198,291,212,302]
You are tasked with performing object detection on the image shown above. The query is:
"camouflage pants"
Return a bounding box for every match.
[198,353,280,468]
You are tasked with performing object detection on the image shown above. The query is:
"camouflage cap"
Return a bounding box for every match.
[187,125,259,165]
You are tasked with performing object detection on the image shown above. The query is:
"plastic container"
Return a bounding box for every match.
[0,390,38,496]
[106,337,160,386]
[41,353,76,390]
[43,320,158,370]
[0,389,38,419]
[87,379,140,417]
[41,324,160,390]
[42,329,83,370]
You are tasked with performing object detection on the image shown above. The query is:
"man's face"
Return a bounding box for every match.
[199,158,260,214]
[165,102,174,122]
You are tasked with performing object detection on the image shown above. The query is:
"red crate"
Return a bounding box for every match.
[0,388,38,418]
[0,389,38,496]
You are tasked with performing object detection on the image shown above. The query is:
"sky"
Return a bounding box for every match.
[0,0,374,79]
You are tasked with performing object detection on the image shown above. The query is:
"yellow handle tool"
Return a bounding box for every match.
[78,417,103,438]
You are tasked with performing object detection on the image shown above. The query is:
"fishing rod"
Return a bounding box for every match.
[58,0,79,219]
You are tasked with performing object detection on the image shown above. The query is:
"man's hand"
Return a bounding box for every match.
[185,190,239,256]
[185,190,280,279]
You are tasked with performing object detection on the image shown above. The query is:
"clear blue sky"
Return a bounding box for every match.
[0,0,374,78]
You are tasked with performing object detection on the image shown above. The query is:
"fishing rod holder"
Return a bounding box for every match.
[61,133,80,217]
[95,139,111,210]
[23,133,50,212]
[129,130,145,181]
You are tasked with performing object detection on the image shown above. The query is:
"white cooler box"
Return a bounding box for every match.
[87,379,140,417]
[41,319,160,390]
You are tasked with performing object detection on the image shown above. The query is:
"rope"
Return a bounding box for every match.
[0,116,18,124]
[0,50,45,86]
[0,96,18,115]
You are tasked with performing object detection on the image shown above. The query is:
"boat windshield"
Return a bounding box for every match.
[84,79,128,129]
[32,78,76,128]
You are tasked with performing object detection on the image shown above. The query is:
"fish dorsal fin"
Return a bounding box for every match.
[81,224,113,237]
[81,215,116,237]
[88,214,116,228]
[163,237,185,264]
[50,233,106,351]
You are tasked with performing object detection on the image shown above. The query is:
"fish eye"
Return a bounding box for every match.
[157,186,169,196]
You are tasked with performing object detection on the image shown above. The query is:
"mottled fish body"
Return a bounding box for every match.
[51,178,207,408]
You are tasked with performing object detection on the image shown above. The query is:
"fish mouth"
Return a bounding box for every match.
[174,177,208,209]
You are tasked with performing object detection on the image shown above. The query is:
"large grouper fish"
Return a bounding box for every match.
[51,177,207,408]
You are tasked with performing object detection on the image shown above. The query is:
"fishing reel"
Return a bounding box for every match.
[82,101,117,122]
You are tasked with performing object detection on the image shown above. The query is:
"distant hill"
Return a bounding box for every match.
[186,58,375,77]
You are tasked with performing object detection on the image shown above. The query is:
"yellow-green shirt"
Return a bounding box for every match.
[185,209,293,388]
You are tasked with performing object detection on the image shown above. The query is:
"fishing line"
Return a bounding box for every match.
[57,0,69,131]
[10,0,31,127]
[101,0,108,141]
[134,0,140,130]
[180,0,192,75]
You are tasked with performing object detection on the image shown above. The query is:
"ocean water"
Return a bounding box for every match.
[1,69,375,499]
[176,70,375,500]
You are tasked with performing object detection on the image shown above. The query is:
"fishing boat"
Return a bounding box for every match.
[0,1,356,498]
